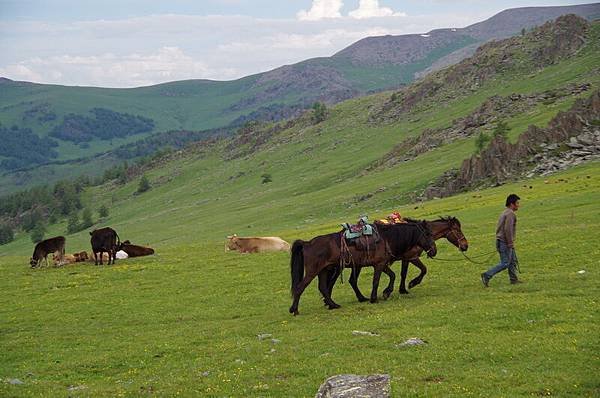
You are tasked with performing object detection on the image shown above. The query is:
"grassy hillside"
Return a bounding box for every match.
[0,17,599,397]
[2,4,598,185]
[1,164,598,397]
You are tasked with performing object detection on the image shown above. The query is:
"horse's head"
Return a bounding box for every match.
[443,217,468,252]
[29,257,38,267]
[416,221,437,258]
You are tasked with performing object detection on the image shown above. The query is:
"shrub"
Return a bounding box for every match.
[312,102,328,124]
[137,175,151,193]
[0,223,14,245]
[475,132,490,153]
[30,223,46,243]
[261,173,272,184]
[99,205,109,218]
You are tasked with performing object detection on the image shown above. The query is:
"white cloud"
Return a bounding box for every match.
[0,63,42,82]
[1,47,239,87]
[0,12,486,87]
[297,0,344,21]
[349,0,406,19]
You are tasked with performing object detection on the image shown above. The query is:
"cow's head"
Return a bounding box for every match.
[226,234,238,251]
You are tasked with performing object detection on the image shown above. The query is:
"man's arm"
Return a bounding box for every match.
[503,212,516,248]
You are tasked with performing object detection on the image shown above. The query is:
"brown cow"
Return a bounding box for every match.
[52,251,89,265]
[86,251,110,263]
[226,235,290,253]
[119,240,155,257]
[30,236,66,267]
[73,251,89,262]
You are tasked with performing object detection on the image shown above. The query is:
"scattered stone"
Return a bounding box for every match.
[397,337,428,347]
[352,330,380,337]
[257,333,272,340]
[271,338,281,344]
[8,378,24,385]
[577,270,586,274]
[201,371,210,377]
[67,385,87,391]
[315,374,391,398]
[235,359,246,364]
[270,348,276,353]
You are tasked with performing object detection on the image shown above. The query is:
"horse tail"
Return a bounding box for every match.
[290,240,305,295]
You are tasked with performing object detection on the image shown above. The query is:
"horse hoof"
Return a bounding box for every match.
[382,291,392,300]
[370,299,378,304]
[358,297,369,303]
[399,289,409,295]
[408,281,419,289]
[328,304,341,310]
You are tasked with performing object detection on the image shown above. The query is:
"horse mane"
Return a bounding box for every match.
[406,216,459,224]
[403,217,426,223]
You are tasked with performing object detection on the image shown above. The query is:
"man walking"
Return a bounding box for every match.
[481,194,522,286]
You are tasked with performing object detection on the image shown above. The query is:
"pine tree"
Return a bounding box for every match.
[312,102,328,123]
[492,120,509,138]
[30,223,46,243]
[475,132,490,154]
[99,204,109,218]
[0,223,14,245]
[137,175,151,193]
[81,208,93,229]
[67,212,80,234]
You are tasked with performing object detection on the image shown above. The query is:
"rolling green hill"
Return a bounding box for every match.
[1,3,599,190]
[0,14,599,398]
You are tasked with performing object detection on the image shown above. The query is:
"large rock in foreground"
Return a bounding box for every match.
[315,374,391,398]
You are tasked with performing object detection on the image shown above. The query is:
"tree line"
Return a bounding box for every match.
[0,123,59,171]
[0,159,155,245]
[49,108,155,143]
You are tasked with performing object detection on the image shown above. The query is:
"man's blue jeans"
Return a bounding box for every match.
[483,239,518,282]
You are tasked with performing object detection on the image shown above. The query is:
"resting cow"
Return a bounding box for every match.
[52,251,89,265]
[30,236,66,268]
[90,227,120,265]
[53,253,76,266]
[226,235,290,253]
[119,240,154,257]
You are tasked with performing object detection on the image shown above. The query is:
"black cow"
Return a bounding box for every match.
[90,227,120,265]
[30,236,66,268]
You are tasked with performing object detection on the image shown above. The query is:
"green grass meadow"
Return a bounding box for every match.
[1,21,600,397]
[1,164,599,397]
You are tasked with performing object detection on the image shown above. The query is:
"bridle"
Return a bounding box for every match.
[445,227,468,250]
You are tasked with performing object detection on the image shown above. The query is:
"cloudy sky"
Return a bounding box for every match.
[0,0,593,87]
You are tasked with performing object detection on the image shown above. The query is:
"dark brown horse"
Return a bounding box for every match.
[343,217,468,301]
[289,222,437,315]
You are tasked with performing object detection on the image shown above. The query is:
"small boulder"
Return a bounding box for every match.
[315,374,390,398]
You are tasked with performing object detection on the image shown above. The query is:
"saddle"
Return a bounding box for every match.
[341,216,380,251]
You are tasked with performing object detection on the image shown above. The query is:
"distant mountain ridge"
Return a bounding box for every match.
[0,3,599,191]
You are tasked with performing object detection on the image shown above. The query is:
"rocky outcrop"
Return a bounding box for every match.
[315,374,390,398]
[423,90,600,199]
[367,83,590,171]
[370,15,591,123]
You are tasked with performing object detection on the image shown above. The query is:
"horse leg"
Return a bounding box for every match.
[349,267,369,302]
[399,260,409,294]
[318,269,341,310]
[408,258,427,289]
[370,268,383,303]
[381,266,396,300]
[289,270,319,316]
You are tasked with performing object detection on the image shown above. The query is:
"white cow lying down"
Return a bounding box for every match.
[226,235,290,253]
